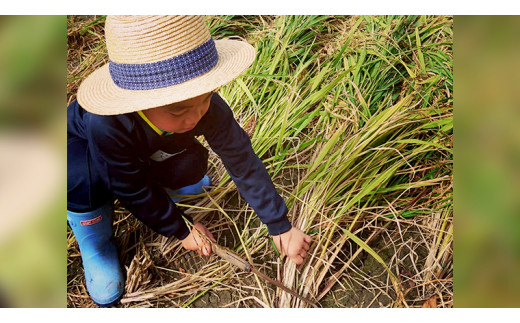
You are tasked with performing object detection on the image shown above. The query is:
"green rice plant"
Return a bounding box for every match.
[67,15,452,308]
[188,15,452,307]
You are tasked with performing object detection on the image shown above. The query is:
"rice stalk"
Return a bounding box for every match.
[67,15,453,308]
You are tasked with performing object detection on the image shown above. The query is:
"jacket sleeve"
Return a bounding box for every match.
[202,94,292,235]
[87,115,192,240]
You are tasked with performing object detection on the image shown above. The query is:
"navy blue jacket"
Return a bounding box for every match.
[67,93,291,239]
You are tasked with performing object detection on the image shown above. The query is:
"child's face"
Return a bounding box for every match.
[142,92,213,133]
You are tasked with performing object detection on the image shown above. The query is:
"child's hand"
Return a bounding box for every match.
[273,227,312,265]
[181,221,216,257]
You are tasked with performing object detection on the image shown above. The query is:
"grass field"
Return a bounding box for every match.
[67,15,453,308]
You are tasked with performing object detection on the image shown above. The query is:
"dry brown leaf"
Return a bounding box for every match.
[422,295,438,308]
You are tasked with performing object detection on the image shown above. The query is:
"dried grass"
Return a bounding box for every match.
[67,15,453,308]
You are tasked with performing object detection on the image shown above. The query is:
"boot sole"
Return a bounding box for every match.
[93,292,124,308]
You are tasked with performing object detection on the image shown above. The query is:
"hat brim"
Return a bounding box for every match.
[77,39,255,115]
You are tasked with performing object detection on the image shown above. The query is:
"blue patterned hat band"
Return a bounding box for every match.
[109,38,219,90]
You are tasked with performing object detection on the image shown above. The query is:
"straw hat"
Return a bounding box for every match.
[77,15,256,115]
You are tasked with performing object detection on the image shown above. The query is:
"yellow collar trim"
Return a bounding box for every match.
[137,111,163,135]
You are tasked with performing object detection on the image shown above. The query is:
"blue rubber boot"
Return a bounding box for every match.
[167,175,212,202]
[67,204,124,307]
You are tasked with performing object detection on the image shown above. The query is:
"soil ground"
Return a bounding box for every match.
[67,202,439,308]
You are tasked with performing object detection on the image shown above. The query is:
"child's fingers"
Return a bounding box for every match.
[206,229,217,243]
[292,254,304,265]
[203,244,211,256]
[304,235,312,244]
[302,242,310,251]
[194,231,205,246]
[197,243,211,257]
[192,230,210,255]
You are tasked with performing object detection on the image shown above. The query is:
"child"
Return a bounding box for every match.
[67,15,312,307]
